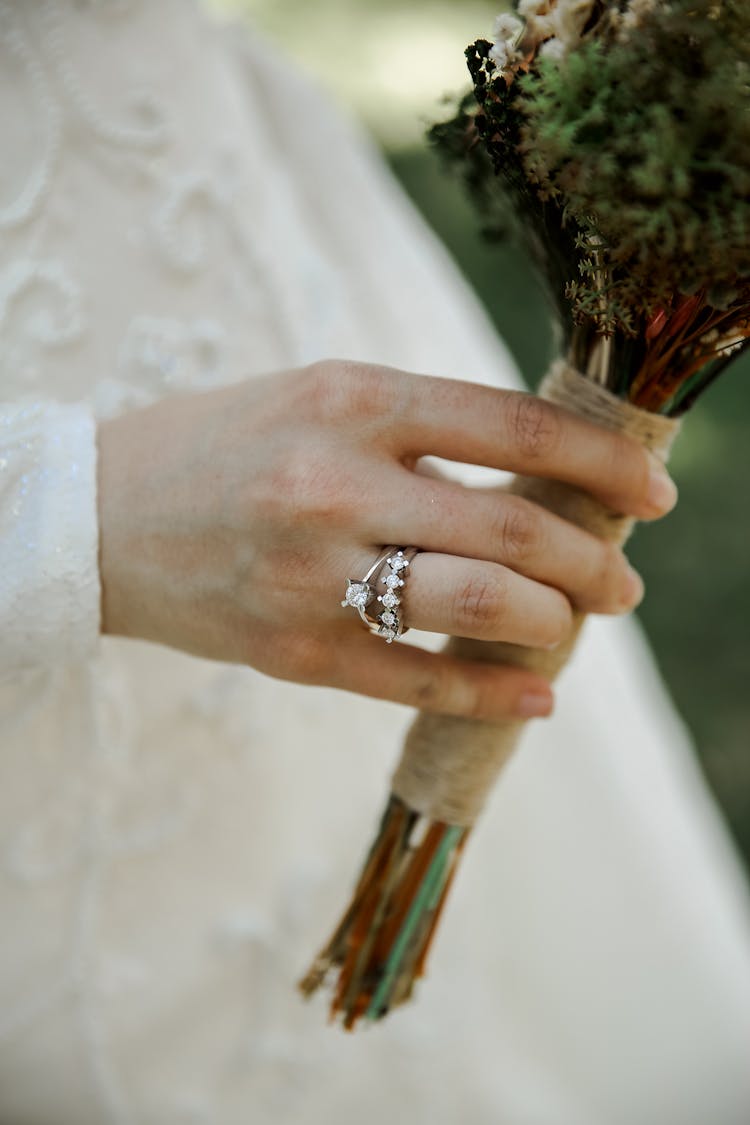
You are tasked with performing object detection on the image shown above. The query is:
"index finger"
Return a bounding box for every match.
[386,372,677,521]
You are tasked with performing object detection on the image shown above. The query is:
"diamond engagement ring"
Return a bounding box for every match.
[374,547,420,643]
[341,546,399,629]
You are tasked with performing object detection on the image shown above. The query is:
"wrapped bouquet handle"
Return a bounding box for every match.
[298,361,680,1027]
[395,362,680,827]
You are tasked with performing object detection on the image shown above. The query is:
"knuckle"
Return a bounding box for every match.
[307,356,348,392]
[507,393,562,462]
[413,667,448,710]
[292,632,330,682]
[264,629,330,684]
[461,677,491,721]
[546,593,574,645]
[413,666,479,718]
[494,501,541,566]
[303,358,355,418]
[305,358,397,426]
[454,572,507,635]
[594,541,624,606]
[267,445,349,527]
[253,545,311,606]
[605,432,645,500]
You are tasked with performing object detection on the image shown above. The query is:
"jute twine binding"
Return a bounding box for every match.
[391,361,681,827]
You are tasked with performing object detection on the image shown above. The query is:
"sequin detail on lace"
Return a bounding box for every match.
[0,399,101,669]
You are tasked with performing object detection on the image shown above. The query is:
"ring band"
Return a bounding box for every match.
[341,546,399,629]
[374,547,419,644]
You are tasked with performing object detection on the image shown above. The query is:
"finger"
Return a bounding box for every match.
[382,371,677,520]
[392,552,573,648]
[368,472,643,615]
[327,628,555,721]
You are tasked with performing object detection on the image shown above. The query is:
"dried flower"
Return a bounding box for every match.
[517,0,555,47]
[550,0,595,46]
[492,12,524,43]
[618,0,659,37]
[538,36,566,60]
[430,0,750,407]
[489,11,524,72]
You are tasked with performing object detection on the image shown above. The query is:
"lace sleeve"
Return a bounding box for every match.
[0,399,101,672]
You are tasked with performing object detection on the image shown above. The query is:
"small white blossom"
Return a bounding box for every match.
[492,12,524,44]
[492,0,596,69]
[490,11,524,70]
[516,1,557,55]
[539,36,566,60]
[524,12,556,43]
[518,0,551,15]
[619,0,658,36]
[549,0,595,47]
[489,39,515,69]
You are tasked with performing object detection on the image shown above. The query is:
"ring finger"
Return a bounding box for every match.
[347,548,573,649]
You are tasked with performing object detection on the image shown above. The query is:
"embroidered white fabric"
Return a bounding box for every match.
[2,3,750,1123]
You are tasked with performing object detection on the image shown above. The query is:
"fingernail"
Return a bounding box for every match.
[518,691,554,719]
[647,460,678,515]
[621,564,644,609]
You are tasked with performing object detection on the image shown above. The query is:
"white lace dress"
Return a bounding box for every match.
[2,3,750,1123]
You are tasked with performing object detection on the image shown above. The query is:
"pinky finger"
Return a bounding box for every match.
[328,630,554,722]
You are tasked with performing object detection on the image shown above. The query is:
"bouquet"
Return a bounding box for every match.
[300,0,750,1029]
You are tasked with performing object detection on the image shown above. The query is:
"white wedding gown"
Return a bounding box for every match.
[2,3,750,1123]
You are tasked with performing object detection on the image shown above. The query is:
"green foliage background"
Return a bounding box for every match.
[213,0,750,868]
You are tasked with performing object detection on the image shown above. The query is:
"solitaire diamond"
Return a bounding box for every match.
[342,581,372,609]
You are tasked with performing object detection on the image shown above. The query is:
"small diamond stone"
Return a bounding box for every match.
[342,582,371,609]
[380,610,397,626]
[381,591,400,608]
[389,554,410,572]
[383,574,402,589]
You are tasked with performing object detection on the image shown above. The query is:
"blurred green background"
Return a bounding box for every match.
[214,0,750,868]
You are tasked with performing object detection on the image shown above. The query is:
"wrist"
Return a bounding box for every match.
[96,410,145,640]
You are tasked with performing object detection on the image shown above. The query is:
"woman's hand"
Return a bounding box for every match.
[96,359,677,721]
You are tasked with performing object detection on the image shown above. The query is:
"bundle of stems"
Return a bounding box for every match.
[299,0,750,1028]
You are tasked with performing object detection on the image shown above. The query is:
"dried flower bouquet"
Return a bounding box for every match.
[300,0,750,1028]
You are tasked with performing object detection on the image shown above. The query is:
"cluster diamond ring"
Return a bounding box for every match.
[374,548,419,643]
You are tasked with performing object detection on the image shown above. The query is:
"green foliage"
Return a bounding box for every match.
[520,1,750,318]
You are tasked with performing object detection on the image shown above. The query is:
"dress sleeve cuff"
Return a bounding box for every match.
[0,399,102,671]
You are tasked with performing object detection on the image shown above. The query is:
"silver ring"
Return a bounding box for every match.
[373,547,419,643]
[341,546,398,629]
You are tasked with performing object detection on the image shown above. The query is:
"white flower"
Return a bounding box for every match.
[489,39,515,69]
[490,11,524,72]
[516,0,556,54]
[550,0,595,45]
[620,0,658,35]
[517,0,551,17]
[539,36,566,60]
[492,12,524,45]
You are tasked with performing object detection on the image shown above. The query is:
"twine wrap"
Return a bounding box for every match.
[391,361,681,827]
